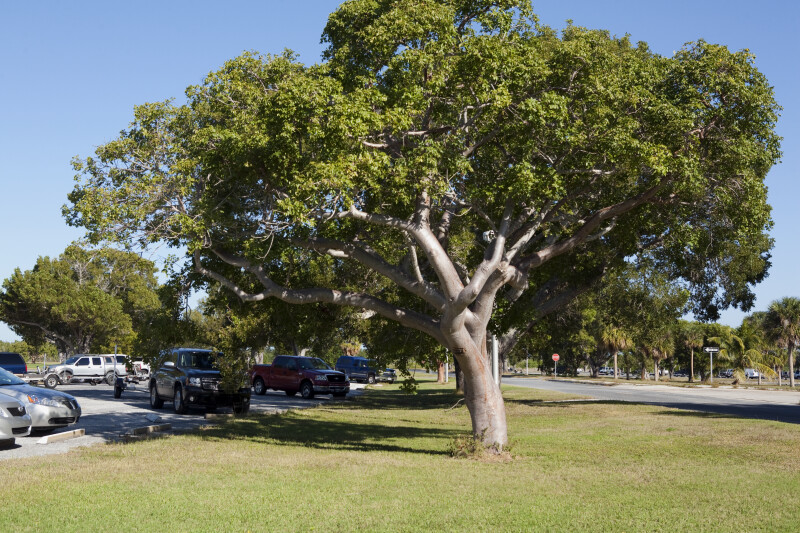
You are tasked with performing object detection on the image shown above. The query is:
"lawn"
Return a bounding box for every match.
[2,379,799,532]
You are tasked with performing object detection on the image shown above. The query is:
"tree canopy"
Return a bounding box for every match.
[65,0,780,449]
[0,245,160,356]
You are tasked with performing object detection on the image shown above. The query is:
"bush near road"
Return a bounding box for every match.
[1,380,799,532]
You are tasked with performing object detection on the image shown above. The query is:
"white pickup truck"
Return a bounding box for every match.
[49,354,147,385]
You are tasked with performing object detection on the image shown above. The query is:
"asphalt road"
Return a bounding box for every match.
[0,380,367,461]
[505,377,800,424]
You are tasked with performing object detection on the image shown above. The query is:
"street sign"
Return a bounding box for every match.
[552,354,560,361]
[703,347,720,353]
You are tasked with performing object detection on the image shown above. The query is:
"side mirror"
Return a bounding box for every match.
[164,361,175,369]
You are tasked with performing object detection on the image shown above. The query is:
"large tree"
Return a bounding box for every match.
[65,1,780,450]
[0,245,160,356]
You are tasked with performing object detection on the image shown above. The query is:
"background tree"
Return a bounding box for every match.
[764,297,800,387]
[677,320,704,382]
[65,0,780,450]
[0,245,160,356]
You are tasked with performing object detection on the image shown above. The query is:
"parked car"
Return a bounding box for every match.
[149,348,251,415]
[744,368,761,379]
[0,352,27,375]
[598,367,613,376]
[0,391,31,447]
[0,367,80,433]
[719,369,734,378]
[250,355,349,399]
[335,356,395,384]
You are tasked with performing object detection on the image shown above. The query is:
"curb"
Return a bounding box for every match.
[37,428,85,444]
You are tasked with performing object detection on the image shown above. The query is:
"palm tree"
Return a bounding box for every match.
[765,297,800,388]
[601,325,631,380]
[680,320,704,383]
[709,330,774,385]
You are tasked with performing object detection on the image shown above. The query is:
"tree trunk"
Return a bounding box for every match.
[613,352,618,379]
[789,343,796,388]
[778,365,783,387]
[689,348,695,383]
[454,358,465,393]
[457,351,508,450]
[437,362,445,384]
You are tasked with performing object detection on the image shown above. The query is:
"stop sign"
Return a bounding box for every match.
[552,353,560,362]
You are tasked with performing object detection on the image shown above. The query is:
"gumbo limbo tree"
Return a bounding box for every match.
[66,1,779,450]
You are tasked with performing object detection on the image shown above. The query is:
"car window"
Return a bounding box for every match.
[76,358,90,366]
[65,356,79,365]
[178,351,217,370]
[298,358,332,370]
[272,357,285,369]
[286,359,297,371]
[92,357,102,366]
[116,356,126,364]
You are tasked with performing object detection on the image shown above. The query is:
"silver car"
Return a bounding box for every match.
[0,391,32,447]
[0,367,81,433]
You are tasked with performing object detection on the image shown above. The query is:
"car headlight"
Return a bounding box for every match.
[26,395,64,408]
[314,375,328,382]
[0,407,9,418]
[187,377,201,386]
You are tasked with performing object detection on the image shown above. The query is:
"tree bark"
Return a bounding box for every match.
[789,343,796,388]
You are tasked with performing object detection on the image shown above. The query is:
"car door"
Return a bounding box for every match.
[285,358,300,390]
[73,357,92,377]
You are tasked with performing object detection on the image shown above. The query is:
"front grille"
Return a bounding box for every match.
[12,427,28,435]
[328,374,345,383]
[59,398,78,409]
[201,378,219,391]
[48,417,76,425]
[8,406,26,416]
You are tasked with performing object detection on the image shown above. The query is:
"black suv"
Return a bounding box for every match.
[149,348,250,414]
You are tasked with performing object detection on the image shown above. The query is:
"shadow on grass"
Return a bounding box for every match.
[198,388,466,455]
[504,398,625,408]
[651,409,737,420]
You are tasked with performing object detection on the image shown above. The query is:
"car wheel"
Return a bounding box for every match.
[253,377,266,395]
[367,374,376,384]
[388,379,394,384]
[58,371,73,384]
[44,374,59,389]
[149,382,164,409]
[285,390,297,396]
[173,385,188,414]
[105,372,115,385]
[300,381,315,399]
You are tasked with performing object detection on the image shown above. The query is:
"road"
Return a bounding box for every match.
[0,381,367,461]
[505,377,800,424]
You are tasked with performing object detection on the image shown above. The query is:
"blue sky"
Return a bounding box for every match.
[1,1,798,341]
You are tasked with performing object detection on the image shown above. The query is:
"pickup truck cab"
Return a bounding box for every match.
[250,356,349,399]
[150,348,251,414]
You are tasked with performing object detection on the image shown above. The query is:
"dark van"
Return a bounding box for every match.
[0,352,27,375]
[334,356,396,384]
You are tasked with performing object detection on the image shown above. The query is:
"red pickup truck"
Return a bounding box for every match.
[249,355,350,399]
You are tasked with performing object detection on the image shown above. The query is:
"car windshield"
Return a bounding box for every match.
[178,351,218,370]
[0,367,25,385]
[297,358,332,370]
[65,356,79,365]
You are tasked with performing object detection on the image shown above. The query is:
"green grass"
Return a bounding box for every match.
[2,380,799,532]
